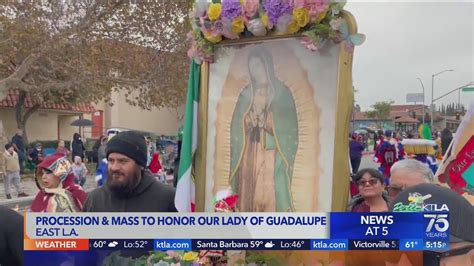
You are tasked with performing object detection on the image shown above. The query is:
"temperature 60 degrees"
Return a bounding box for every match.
[92,240,107,248]
[250,241,264,248]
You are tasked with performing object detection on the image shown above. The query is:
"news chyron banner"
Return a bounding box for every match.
[24,212,449,253]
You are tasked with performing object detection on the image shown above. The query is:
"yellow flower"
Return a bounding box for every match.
[182,251,199,261]
[287,19,300,34]
[292,8,310,28]
[207,3,222,21]
[261,13,269,27]
[203,31,222,43]
[231,17,245,33]
[315,10,328,23]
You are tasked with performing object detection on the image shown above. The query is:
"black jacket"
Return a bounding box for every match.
[0,206,23,266]
[83,170,178,212]
[71,133,85,159]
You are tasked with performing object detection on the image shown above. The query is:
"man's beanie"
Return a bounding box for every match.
[391,183,474,242]
[106,131,147,167]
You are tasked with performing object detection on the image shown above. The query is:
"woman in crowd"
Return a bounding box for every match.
[56,139,70,156]
[30,153,87,212]
[72,156,88,187]
[348,168,390,212]
[28,142,44,166]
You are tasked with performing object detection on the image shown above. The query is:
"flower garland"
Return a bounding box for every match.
[188,0,365,63]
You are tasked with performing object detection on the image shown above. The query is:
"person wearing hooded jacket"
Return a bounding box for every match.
[71,133,86,161]
[30,153,87,212]
[83,131,177,212]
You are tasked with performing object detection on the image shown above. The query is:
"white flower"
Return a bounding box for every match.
[275,14,292,34]
[154,261,170,266]
[330,17,344,30]
[247,18,267,36]
[194,0,209,18]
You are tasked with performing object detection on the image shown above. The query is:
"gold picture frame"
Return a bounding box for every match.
[194,11,358,212]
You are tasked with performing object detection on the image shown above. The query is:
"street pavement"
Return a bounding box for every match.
[0,173,97,211]
[360,152,378,169]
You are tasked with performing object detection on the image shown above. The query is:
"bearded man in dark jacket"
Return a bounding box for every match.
[83,131,177,212]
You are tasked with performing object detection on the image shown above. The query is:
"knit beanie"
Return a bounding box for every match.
[106,131,147,167]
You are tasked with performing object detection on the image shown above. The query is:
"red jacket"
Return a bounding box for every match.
[148,153,162,173]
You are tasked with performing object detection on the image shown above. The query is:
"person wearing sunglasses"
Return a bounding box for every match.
[387,159,432,199]
[348,168,390,212]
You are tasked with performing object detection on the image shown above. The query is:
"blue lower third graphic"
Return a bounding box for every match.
[399,239,424,251]
[154,239,192,250]
[311,239,348,250]
[349,239,399,250]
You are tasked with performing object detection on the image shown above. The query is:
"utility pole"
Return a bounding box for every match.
[431,69,454,130]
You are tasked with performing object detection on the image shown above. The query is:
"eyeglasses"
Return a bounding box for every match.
[357,179,379,187]
[386,185,404,197]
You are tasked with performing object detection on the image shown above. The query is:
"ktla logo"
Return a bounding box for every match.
[424,214,449,233]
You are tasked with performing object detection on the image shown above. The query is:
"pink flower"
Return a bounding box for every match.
[307,0,329,17]
[301,37,318,51]
[242,0,259,18]
[314,0,329,13]
[292,0,306,9]
[166,250,177,258]
[187,48,195,60]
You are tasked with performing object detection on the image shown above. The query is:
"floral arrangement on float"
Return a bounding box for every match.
[102,250,200,266]
[101,191,239,266]
[187,0,365,63]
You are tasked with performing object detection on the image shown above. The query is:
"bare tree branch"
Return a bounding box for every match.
[0,53,39,93]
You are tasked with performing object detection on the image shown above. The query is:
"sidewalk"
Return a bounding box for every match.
[0,173,98,204]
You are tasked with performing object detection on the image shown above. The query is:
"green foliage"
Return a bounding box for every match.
[245,251,285,266]
[0,1,193,109]
[365,100,394,128]
[366,101,393,120]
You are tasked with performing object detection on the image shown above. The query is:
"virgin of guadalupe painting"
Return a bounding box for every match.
[229,47,298,212]
[208,38,339,213]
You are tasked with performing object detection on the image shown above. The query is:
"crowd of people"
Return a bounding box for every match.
[347,127,473,265]
[1,126,471,265]
[1,130,179,265]
[1,129,92,200]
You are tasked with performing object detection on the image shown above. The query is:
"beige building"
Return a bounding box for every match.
[0,90,95,142]
[96,90,184,137]
[0,89,184,143]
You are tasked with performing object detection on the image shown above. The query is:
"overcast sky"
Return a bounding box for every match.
[345,1,473,110]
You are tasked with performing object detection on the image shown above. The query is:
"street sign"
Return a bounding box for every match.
[462,87,474,92]
[406,93,424,103]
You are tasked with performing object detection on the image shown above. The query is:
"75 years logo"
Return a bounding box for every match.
[423,213,449,240]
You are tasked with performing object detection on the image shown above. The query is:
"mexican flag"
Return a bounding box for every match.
[175,61,200,212]
[436,102,474,202]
